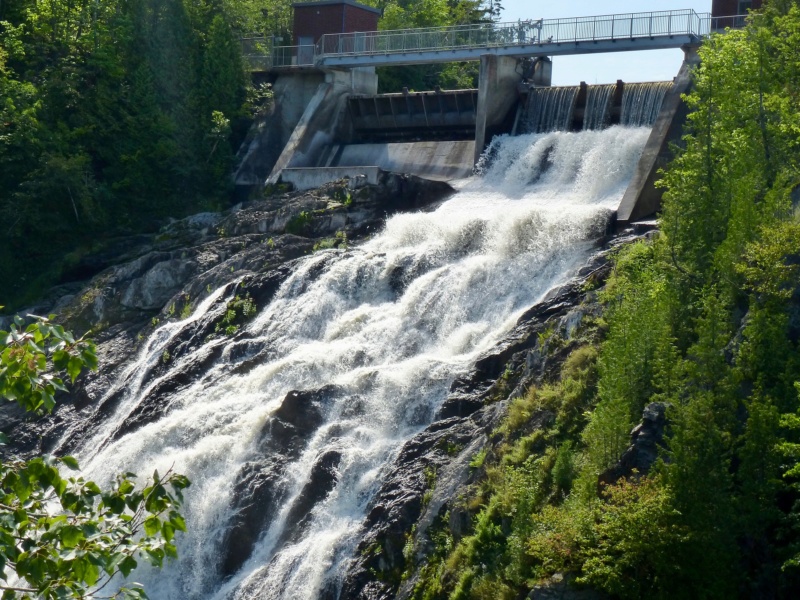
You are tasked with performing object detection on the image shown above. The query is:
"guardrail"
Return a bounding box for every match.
[241,10,750,72]
[317,9,708,58]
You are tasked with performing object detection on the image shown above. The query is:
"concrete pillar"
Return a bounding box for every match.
[267,67,378,183]
[532,58,552,87]
[616,59,694,225]
[474,55,523,165]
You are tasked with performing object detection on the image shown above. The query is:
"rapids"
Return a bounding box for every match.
[66,125,651,599]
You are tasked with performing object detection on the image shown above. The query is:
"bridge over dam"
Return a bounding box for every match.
[234,6,744,226]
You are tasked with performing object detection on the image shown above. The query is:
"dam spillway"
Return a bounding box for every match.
[274,79,675,196]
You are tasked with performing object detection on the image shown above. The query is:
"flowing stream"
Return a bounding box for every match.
[68,126,652,599]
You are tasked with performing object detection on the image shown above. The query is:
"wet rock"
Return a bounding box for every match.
[279,450,343,545]
[527,573,608,599]
[598,402,669,488]
[220,386,338,577]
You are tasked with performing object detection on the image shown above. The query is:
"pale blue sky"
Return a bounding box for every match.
[498,1,713,85]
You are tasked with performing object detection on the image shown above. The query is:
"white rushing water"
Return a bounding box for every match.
[70,126,651,600]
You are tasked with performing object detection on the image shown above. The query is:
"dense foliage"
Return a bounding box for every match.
[411,1,800,598]
[0,0,259,307]
[0,0,499,310]
[0,315,189,598]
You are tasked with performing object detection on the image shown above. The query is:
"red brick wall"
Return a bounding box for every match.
[712,0,763,17]
[344,4,379,33]
[294,5,344,45]
[293,3,380,45]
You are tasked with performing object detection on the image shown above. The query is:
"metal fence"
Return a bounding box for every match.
[317,9,709,58]
[241,9,750,71]
[241,36,315,70]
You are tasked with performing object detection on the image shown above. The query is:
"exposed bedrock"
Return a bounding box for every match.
[0,174,453,459]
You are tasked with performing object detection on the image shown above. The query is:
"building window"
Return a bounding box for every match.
[738,1,753,13]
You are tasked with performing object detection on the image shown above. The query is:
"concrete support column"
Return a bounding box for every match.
[616,59,694,224]
[267,68,378,183]
[474,55,523,165]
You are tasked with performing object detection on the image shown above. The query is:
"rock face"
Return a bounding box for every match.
[1,172,651,600]
[527,573,609,600]
[0,174,453,457]
[1,173,452,337]
[335,233,647,600]
[598,402,669,489]
[221,386,338,577]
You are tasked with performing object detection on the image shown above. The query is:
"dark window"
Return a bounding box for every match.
[738,1,753,13]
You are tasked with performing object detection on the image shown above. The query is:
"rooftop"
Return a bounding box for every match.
[292,0,382,15]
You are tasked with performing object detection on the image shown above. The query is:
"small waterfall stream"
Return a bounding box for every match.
[582,84,615,131]
[523,86,579,133]
[521,81,671,134]
[620,81,673,127]
[66,126,653,600]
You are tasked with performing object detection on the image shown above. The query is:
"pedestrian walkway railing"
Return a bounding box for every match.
[317,9,707,58]
[241,10,750,72]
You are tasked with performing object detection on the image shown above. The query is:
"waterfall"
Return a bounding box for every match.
[582,84,615,131]
[522,86,579,134]
[520,81,671,134]
[620,81,672,127]
[66,126,652,600]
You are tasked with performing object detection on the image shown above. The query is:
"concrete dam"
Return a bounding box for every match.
[233,7,713,226]
[234,55,692,226]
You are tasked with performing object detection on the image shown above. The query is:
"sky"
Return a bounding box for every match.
[497,0,713,85]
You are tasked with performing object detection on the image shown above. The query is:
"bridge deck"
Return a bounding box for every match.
[318,10,707,68]
[242,9,743,72]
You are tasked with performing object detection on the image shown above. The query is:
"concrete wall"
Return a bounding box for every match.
[474,55,523,164]
[616,50,697,225]
[280,166,382,191]
[234,72,326,187]
[267,68,378,184]
[328,141,475,181]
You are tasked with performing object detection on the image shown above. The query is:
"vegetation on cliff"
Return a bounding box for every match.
[411,2,800,598]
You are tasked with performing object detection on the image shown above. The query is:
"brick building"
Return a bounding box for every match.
[711,0,763,16]
[292,0,381,46]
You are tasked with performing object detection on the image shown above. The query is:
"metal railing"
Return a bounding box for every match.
[707,14,748,30]
[241,36,316,70]
[240,9,751,71]
[241,35,273,70]
[317,9,708,58]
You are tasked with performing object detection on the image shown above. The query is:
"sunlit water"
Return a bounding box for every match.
[67,126,651,599]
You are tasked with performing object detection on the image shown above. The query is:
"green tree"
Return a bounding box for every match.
[0,314,189,598]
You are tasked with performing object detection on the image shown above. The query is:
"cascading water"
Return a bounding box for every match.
[582,84,615,131]
[521,81,671,134]
[620,81,672,127]
[65,126,652,600]
[523,86,579,133]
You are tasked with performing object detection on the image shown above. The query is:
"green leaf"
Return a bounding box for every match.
[60,525,83,549]
[164,542,178,559]
[61,455,80,470]
[119,555,138,577]
[143,516,160,537]
[162,521,175,542]
[170,512,187,532]
[67,355,84,383]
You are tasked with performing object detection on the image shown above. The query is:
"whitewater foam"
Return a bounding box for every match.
[68,126,651,599]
